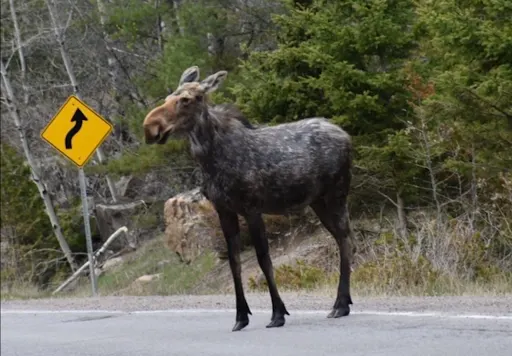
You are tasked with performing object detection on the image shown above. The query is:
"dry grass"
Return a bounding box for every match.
[247,207,512,297]
[3,206,510,300]
[248,255,511,297]
[1,282,50,301]
[73,205,512,298]
[66,236,217,297]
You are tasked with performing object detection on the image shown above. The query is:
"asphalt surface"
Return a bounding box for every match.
[2,294,512,356]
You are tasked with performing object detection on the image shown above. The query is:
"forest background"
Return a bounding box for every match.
[1,0,511,297]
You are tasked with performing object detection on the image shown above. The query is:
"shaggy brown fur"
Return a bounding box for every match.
[143,66,353,332]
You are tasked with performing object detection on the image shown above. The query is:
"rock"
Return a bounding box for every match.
[163,188,224,264]
[94,200,152,251]
[101,257,124,271]
[157,260,172,269]
[135,273,161,283]
[163,188,320,264]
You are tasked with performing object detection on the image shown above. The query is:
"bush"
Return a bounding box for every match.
[248,259,334,291]
[352,253,442,295]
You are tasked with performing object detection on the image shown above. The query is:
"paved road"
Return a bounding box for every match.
[2,295,512,356]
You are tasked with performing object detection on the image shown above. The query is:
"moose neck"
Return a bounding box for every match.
[187,106,223,170]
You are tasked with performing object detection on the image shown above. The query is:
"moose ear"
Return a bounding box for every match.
[178,66,200,86]
[199,70,228,94]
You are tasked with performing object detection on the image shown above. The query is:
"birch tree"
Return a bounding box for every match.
[171,0,185,36]
[96,0,121,118]
[45,0,118,202]
[8,0,28,105]
[1,60,77,272]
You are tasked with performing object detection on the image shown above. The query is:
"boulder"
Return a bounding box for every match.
[163,188,320,264]
[94,200,164,251]
[101,256,124,272]
[163,188,225,263]
[135,273,161,283]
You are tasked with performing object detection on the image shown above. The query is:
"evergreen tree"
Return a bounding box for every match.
[416,0,512,204]
[232,0,421,210]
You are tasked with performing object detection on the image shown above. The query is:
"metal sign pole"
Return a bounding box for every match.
[40,95,113,298]
[78,167,97,297]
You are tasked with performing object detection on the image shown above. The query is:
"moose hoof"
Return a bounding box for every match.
[327,306,350,318]
[232,319,249,332]
[266,315,285,328]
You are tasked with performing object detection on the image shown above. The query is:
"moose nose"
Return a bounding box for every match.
[144,130,160,145]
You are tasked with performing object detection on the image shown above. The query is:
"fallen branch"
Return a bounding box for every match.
[52,226,128,295]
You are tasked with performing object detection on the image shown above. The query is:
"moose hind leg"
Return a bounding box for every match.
[310,198,353,318]
[217,208,252,331]
[245,214,289,328]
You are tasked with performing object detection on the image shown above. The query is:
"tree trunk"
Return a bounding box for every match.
[171,0,184,35]
[396,188,407,240]
[96,0,122,116]
[9,0,29,105]
[1,61,78,272]
[45,0,118,203]
[155,0,164,52]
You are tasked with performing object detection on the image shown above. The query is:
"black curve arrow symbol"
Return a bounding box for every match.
[65,108,87,149]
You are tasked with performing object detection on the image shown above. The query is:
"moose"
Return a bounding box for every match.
[143,66,354,331]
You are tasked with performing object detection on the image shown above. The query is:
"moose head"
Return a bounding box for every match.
[142,66,228,144]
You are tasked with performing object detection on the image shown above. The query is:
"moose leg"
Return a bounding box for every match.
[217,208,252,331]
[245,213,290,328]
[310,197,353,318]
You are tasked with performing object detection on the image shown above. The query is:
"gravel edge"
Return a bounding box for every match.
[2,293,512,316]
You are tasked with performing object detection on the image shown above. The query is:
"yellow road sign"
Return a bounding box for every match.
[40,95,113,168]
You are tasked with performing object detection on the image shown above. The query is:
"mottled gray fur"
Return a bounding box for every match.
[143,66,354,332]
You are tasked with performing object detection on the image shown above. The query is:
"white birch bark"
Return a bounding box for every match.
[1,60,78,272]
[172,0,185,36]
[96,0,122,115]
[9,0,29,105]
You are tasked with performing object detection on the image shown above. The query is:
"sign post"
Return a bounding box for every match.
[78,167,97,296]
[40,95,113,297]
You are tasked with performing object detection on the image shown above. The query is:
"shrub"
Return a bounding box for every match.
[248,259,334,291]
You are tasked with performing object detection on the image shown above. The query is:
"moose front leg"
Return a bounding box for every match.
[216,207,252,331]
[245,213,289,328]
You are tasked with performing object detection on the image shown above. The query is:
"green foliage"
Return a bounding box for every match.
[56,199,97,255]
[0,144,94,288]
[143,35,213,99]
[412,0,512,212]
[232,0,417,130]
[230,0,424,208]
[3,0,511,297]
[0,144,53,247]
[106,0,166,46]
[0,143,55,285]
[86,138,190,177]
